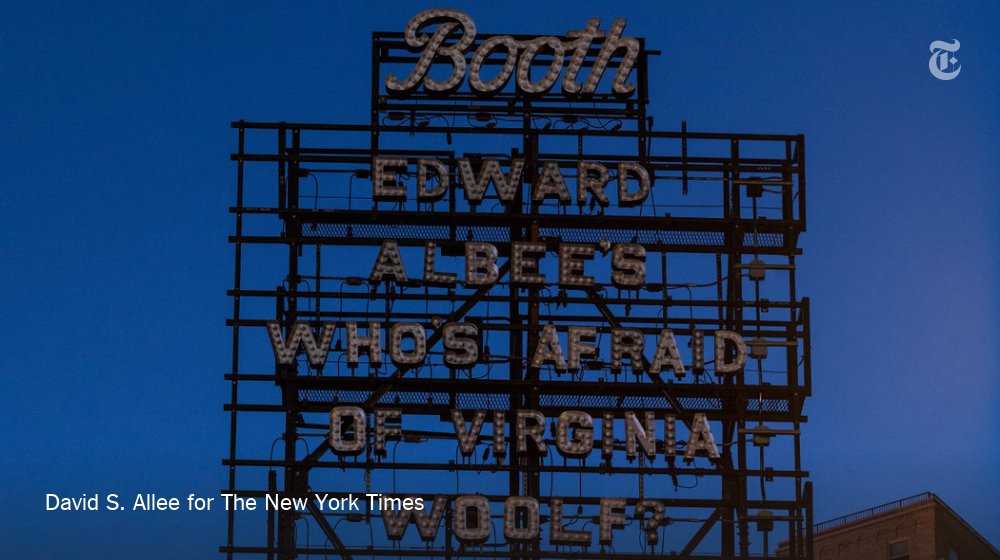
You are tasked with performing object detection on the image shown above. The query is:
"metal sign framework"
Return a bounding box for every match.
[225,22,812,560]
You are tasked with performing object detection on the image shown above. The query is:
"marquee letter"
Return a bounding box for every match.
[531,324,567,370]
[451,409,487,456]
[469,35,518,93]
[373,409,401,455]
[346,322,382,365]
[385,9,477,93]
[550,498,591,545]
[266,321,336,367]
[611,328,645,372]
[577,162,610,206]
[493,411,507,460]
[555,410,594,457]
[370,240,408,283]
[516,410,547,455]
[558,244,596,286]
[465,242,499,285]
[329,406,366,454]
[562,20,604,94]
[516,37,565,94]
[714,330,748,374]
[533,161,571,203]
[423,241,457,285]
[417,158,448,201]
[611,243,646,287]
[624,411,656,460]
[511,241,547,284]
[443,322,479,367]
[648,329,686,378]
[413,496,448,541]
[372,157,407,200]
[634,499,665,545]
[567,326,597,370]
[389,323,426,366]
[684,413,721,461]
[458,158,523,204]
[618,162,650,207]
[454,495,490,544]
[582,18,639,95]
[599,498,626,545]
[504,496,540,541]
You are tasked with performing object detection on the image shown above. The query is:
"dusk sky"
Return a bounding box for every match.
[1,1,998,558]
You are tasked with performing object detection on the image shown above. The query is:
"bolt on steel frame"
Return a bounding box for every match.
[225,25,812,560]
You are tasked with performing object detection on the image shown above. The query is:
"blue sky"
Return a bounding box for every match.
[1,1,998,557]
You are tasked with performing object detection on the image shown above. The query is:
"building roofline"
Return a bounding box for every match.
[813,492,999,556]
[813,492,935,532]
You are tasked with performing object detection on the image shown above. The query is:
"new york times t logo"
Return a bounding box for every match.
[929,39,961,80]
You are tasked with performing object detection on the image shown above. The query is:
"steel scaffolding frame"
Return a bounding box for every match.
[224,27,812,560]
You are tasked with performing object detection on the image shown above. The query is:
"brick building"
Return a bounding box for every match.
[777,492,999,560]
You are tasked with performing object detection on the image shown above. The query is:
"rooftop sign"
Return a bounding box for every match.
[385,9,640,96]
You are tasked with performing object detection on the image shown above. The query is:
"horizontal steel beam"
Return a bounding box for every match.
[222,545,792,559]
[231,120,803,142]
[223,458,807,478]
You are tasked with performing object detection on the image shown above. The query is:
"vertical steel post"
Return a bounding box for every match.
[226,124,245,560]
